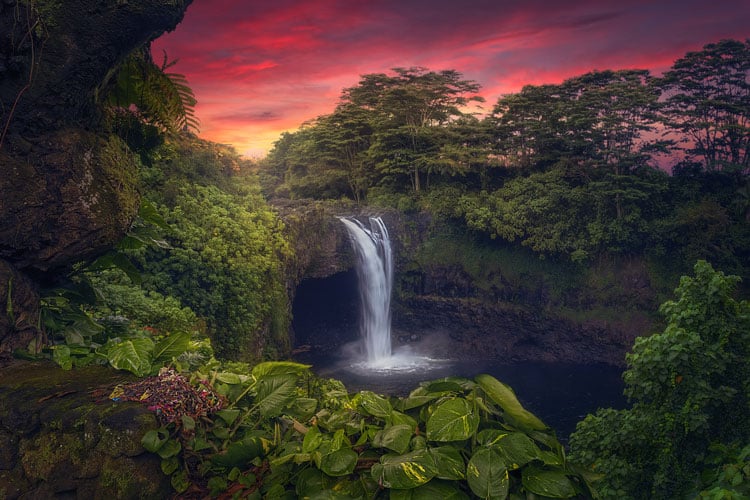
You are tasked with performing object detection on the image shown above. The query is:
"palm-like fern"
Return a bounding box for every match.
[104,47,199,134]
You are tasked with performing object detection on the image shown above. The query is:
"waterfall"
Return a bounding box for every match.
[339,216,393,363]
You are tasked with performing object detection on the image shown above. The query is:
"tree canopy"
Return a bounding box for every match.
[261,39,750,273]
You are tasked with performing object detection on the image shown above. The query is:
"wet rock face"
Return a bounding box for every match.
[0,361,171,499]
[395,296,634,366]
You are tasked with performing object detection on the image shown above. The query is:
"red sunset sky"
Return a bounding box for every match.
[152,0,750,158]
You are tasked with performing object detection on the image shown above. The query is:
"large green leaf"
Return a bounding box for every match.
[400,386,449,411]
[152,331,191,364]
[389,410,418,430]
[320,448,358,477]
[373,424,413,454]
[107,338,154,376]
[51,345,73,370]
[389,479,470,499]
[295,468,325,498]
[138,198,171,230]
[422,377,474,393]
[521,465,576,498]
[371,449,438,489]
[210,437,267,468]
[255,374,298,418]
[157,438,181,459]
[489,432,541,470]
[426,398,479,442]
[251,360,310,378]
[287,397,318,421]
[466,447,509,500]
[141,428,169,453]
[214,371,243,384]
[88,251,142,284]
[429,446,466,480]
[521,465,578,498]
[359,391,393,418]
[475,374,547,431]
[303,426,323,453]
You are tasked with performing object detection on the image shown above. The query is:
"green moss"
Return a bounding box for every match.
[19,432,85,481]
[90,134,141,231]
[99,455,168,499]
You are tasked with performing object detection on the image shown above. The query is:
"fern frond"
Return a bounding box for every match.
[102,49,199,135]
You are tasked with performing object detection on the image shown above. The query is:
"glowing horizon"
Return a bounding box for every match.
[152,0,750,158]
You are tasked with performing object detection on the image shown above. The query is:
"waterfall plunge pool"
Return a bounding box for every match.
[294,346,626,440]
[292,216,627,439]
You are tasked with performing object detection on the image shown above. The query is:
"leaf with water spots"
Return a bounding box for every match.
[373,424,413,454]
[320,448,358,477]
[429,445,466,480]
[359,390,393,418]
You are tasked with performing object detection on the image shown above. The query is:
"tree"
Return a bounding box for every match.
[488,83,570,170]
[488,70,664,176]
[569,261,750,499]
[656,39,750,173]
[565,70,663,174]
[342,67,483,192]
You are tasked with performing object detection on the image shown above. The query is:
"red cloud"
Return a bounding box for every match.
[153,0,750,157]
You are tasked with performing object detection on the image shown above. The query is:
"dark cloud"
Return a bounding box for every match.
[218,110,283,123]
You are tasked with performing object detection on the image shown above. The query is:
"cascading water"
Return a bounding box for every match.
[338,216,394,364]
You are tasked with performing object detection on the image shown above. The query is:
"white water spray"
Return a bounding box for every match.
[339,216,394,363]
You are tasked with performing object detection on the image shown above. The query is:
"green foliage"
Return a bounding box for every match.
[452,166,669,259]
[141,362,596,498]
[139,181,291,361]
[47,322,200,377]
[102,47,199,135]
[697,443,750,499]
[260,41,749,283]
[569,261,750,499]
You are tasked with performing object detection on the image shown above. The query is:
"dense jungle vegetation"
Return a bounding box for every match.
[260,39,750,286]
[24,39,750,498]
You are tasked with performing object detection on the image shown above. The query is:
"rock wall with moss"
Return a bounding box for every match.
[0,0,193,357]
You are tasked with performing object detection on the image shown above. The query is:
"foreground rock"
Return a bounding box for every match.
[0,361,169,499]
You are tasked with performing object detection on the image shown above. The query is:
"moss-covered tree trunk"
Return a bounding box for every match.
[0,0,193,357]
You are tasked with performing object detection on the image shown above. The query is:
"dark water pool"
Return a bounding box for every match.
[295,351,627,440]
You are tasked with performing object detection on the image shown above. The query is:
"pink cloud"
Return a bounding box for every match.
[152,0,750,157]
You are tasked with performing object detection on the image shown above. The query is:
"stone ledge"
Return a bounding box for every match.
[0,361,171,499]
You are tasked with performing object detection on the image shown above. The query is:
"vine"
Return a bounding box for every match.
[0,0,48,149]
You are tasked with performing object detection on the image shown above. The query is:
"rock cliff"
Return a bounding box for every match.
[0,0,193,357]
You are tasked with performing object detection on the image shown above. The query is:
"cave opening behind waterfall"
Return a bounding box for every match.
[292,270,360,355]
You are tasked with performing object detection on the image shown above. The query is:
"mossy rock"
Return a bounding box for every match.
[0,361,171,498]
